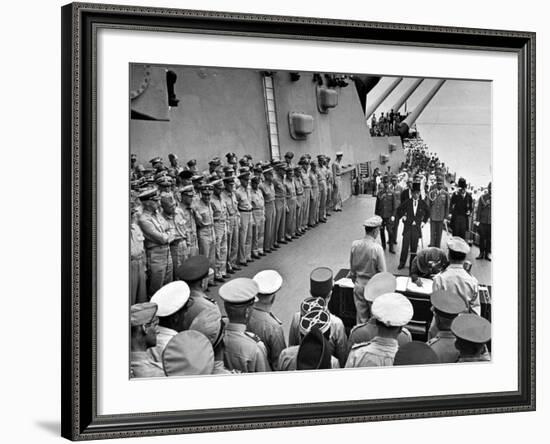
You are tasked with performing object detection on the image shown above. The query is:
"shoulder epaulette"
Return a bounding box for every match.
[244,331,261,342]
[351,341,371,350]
[427,337,439,346]
[350,322,368,334]
[269,312,283,325]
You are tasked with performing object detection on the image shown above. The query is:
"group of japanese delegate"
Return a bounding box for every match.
[129,146,492,378]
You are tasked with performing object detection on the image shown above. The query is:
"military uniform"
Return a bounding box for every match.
[130,222,147,304]
[375,185,396,250]
[451,313,492,362]
[449,187,473,239]
[235,180,253,264]
[317,164,328,221]
[428,186,450,248]
[300,166,312,230]
[259,176,276,252]
[332,157,343,211]
[138,210,173,297]
[223,323,271,372]
[287,312,348,367]
[163,206,190,278]
[181,288,220,330]
[309,168,319,225]
[194,197,216,275]
[427,330,459,363]
[147,325,177,363]
[432,264,480,315]
[247,307,286,370]
[250,184,266,256]
[221,185,240,272]
[284,173,297,239]
[130,351,165,377]
[180,192,199,258]
[277,345,340,370]
[347,318,412,354]
[273,172,287,244]
[325,163,333,214]
[349,217,387,324]
[475,191,491,258]
[344,337,399,367]
[211,192,229,279]
[294,171,304,234]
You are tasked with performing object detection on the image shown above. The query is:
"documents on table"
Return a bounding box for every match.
[334,277,355,288]
[395,276,433,295]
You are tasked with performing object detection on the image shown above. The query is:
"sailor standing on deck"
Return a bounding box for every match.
[348,216,387,324]
[332,152,344,212]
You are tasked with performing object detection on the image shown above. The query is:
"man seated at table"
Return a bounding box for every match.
[409,246,449,286]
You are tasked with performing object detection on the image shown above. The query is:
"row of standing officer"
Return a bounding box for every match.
[130,151,346,303]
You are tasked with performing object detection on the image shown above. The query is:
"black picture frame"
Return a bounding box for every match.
[61,2,536,440]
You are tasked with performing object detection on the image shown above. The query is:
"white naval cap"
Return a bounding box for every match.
[219,278,259,305]
[253,270,283,295]
[335,151,344,156]
[150,281,190,317]
[371,292,413,327]
[447,236,470,254]
[364,215,383,228]
[364,272,397,302]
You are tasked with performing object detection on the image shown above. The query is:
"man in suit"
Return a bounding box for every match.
[396,181,430,270]
[400,177,413,204]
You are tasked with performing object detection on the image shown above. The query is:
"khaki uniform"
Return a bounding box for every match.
[344,337,399,368]
[300,168,311,230]
[221,190,240,271]
[332,162,343,211]
[309,170,319,225]
[288,312,348,367]
[235,184,253,263]
[273,177,286,244]
[317,168,327,220]
[347,318,412,354]
[163,207,190,278]
[427,330,459,363]
[294,176,304,232]
[130,222,147,304]
[428,188,450,248]
[259,181,276,251]
[277,345,340,371]
[130,351,165,378]
[181,289,221,331]
[247,306,286,370]
[180,204,199,257]
[375,188,396,249]
[147,325,177,363]
[250,188,266,255]
[138,211,173,297]
[211,194,228,279]
[284,177,297,239]
[326,166,333,214]
[223,323,271,372]
[194,199,216,273]
[349,235,387,323]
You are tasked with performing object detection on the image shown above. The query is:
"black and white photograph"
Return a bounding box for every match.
[129,64,492,377]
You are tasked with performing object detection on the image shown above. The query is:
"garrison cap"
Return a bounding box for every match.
[149,156,163,165]
[431,289,468,316]
[162,331,214,376]
[296,326,332,370]
[300,297,326,316]
[364,272,397,302]
[177,255,210,282]
[310,267,333,298]
[364,215,383,228]
[150,281,190,317]
[180,185,195,196]
[189,306,224,348]
[219,278,259,305]
[178,170,194,180]
[253,270,283,295]
[299,309,331,335]
[371,292,413,327]
[138,188,160,201]
[394,341,440,366]
[130,302,158,327]
[447,236,470,254]
[451,314,491,344]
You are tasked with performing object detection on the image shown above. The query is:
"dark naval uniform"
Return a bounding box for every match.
[427,330,459,363]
